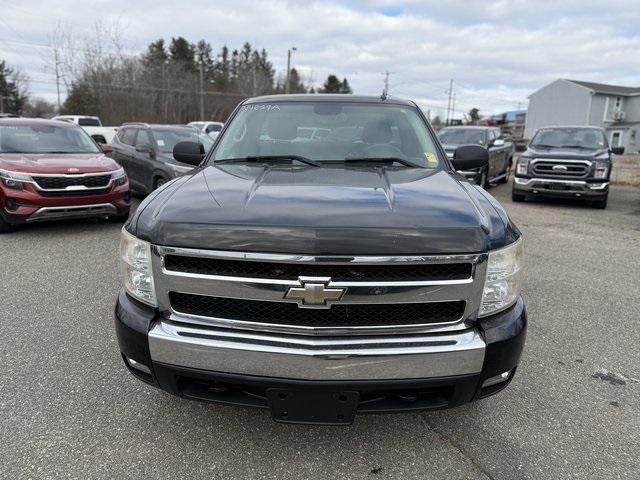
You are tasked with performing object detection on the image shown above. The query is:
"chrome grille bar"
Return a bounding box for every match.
[152,246,487,336]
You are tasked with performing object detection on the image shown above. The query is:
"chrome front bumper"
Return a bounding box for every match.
[513,177,608,197]
[148,321,486,381]
[26,203,117,222]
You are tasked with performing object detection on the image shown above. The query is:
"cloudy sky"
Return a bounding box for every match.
[2,0,640,118]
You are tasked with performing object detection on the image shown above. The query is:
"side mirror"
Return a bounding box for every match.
[492,138,505,147]
[451,145,489,171]
[173,141,205,166]
[611,146,624,155]
[100,144,113,154]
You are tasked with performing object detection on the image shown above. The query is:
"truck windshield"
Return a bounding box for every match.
[438,128,486,146]
[0,124,101,154]
[211,102,442,168]
[531,128,606,149]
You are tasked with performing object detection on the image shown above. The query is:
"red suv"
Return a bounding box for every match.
[0,118,131,232]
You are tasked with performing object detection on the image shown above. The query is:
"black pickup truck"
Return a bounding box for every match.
[513,126,622,209]
[438,126,514,188]
[115,94,526,425]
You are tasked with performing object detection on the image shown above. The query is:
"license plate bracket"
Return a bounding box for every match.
[266,388,359,425]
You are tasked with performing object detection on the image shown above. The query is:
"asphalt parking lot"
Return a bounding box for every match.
[1,180,639,480]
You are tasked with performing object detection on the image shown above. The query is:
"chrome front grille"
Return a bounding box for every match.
[531,159,591,179]
[152,247,487,336]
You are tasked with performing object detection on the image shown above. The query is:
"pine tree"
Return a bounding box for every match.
[340,78,352,94]
[60,82,97,115]
[169,37,196,71]
[143,39,168,66]
[322,74,343,93]
[0,61,27,114]
[288,68,306,93]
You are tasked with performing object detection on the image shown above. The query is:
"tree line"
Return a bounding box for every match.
[1,32,353,123]
[61,37,352,123]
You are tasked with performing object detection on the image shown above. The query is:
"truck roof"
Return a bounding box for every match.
[243,93,416,107]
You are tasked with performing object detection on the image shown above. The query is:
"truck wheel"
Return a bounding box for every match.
[511,191,525,202]
[479,167,489,189]
[498,158,510,184]
[154,177,167,189]
[590,195,608,209]
[0,217,16,233]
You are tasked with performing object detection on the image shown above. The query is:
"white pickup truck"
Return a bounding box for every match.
[52,115,119,145]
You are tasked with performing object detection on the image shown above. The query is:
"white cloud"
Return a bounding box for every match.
[1,0,639,116]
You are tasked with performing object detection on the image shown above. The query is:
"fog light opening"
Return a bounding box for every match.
[125,356,152,375]
[5,197,18,211]
[482,370,512,389]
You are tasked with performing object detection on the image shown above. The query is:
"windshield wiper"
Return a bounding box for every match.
[342,157,422,168]
[215,155,321,167]
[559,145,594,149]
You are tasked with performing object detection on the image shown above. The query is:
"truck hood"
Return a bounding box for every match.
[525,146,607,160]
[441,143,486,152]
[0,153,119,174]
[133,164,519,255]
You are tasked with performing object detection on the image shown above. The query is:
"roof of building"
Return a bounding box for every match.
[565,79,640,96]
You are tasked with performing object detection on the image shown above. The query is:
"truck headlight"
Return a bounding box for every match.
[593,160,608,179]
[0,168,30,190]
[479,238,523,317]
[120,229,157,307]
[516,157,530,175]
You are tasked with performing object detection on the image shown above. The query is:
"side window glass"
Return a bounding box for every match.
[135,130,152,148]
[121,128,137,146]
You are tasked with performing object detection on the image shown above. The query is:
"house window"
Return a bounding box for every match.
[614,96,622,110]
[610,130,623,148]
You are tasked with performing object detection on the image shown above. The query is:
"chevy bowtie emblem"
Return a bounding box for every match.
[285,278,346,308]
[67,167,80,173]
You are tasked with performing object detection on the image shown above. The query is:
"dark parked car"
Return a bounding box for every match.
[109,123,213,195]
[115,94,526,425]
[512,126,620,209]
[438,126,513,188]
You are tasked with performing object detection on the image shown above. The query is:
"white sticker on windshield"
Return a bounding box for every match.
[157,140,165,146]
[240,104,281,113]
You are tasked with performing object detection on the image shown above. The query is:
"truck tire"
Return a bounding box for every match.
[0,217,16,233]
[479,167,489,189]
[498,157,511,184]
[590,195,608,209]
[154,176,168,189]
[511,191,525,202]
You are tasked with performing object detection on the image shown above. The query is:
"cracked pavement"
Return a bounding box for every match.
[1,181,639,479]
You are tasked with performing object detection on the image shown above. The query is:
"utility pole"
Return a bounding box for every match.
[162,60,171,121]
[198,59,205,120]
[383,71,393,97]
[451,93,456,125]
[285,47,297,94]
[0,96,4,114]
[252,64,257,96]
[53,48,61,111]
[445,79,453,126]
